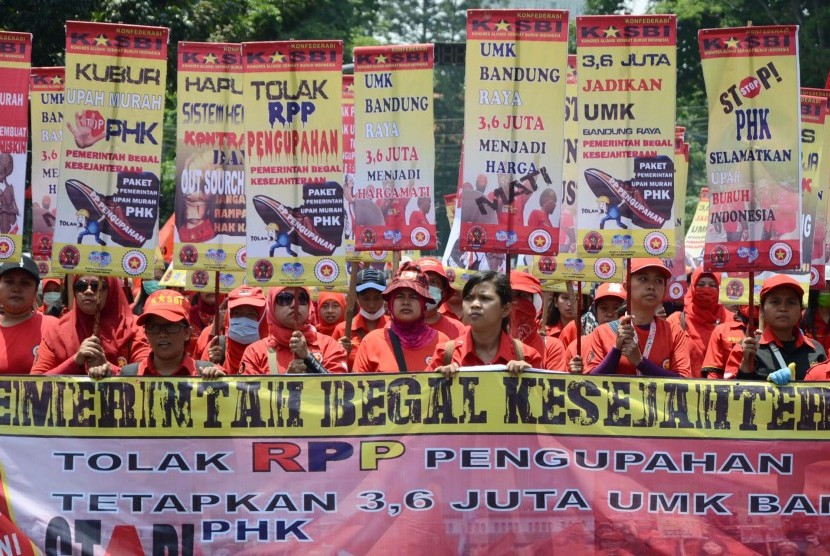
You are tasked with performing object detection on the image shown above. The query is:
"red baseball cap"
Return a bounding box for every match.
[136,290,190,325]
[418,257,448,281]
[228,286,266,311]
[595,282,626,301]
[383,264,432,302]
[629,258,672,280]
[510,271,542,295]
[760,274,804,301]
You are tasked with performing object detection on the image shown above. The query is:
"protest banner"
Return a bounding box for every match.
[29,67,64,277]
[174,42,246,274]
[802,88,830,286]
[685,188,709,269]
[242,40,346,287]
[0,32,31,264]
[575,15,677,260]
[720,271,810,306]
[461,9,568,256]
[699,25,801,273]
[352,44,436,252]
[50,22,168,279]
[532,54,624,284]
[800,94,829,288]
[664,128,689,302]
[0,372,828,554]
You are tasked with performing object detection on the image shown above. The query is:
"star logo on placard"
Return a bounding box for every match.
[604,26,619,37]
[50,75,63,85]
[775,248,787,261]
[650,237,663,250]
[725,37,740,49]
[534,235,547,247]
[94,34,109,47]
[0,243,9,254]
[415,230,426,243]
[345,82,354,93]
[375,54,388,64]
[494,19,511,32]
[321,265,333,277]
[270,51,286,63]
[599,261,611,274]
[128,256,141,269]
[203,52,218,64]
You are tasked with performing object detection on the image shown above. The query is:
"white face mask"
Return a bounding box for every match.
[426,285,443,311]
[359,307,386,321]
[43,292,61,307]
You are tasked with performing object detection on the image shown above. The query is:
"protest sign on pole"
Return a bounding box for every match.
[664,129,689,302]
[352,44,436,253]
[532,54,623,283]
[242,40,346,287]
[685,188,709,269]
[0,32,32,264]
[575,15,677,260]
[1,373,829,554]
[51,22,169,279]
[29,67,64,277]
[699,25,801,273]
[174,42,246,274]
[800,94,829,288]
[461,9,568,257]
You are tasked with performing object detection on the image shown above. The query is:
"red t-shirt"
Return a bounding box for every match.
[428,327,543,370]
[354,328,450,373]
[0,313,58,374]
[584,318,691,377]
[701,320,748,379]
[806,362,830,381]
[408,210,431,229]
[333,314,390,370]
[427,314,465,340]
[240,333,348,375]
[126,355,204,377]
[527,209,552,230]
[558,320,579,348]
[522,332,567,371]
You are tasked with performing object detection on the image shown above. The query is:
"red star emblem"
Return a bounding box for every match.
[129,257,141,268]
[0,243,9,254]
[534,235,546,247]
[416,231,426,242]
[321,265,333,276]
[650,237,663,249]
[600,263,611,274]
[775,249,787,260]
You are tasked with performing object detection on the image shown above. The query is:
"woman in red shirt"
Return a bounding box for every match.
[354,264,449,373]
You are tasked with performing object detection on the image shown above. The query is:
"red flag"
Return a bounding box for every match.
[159,214,175,264]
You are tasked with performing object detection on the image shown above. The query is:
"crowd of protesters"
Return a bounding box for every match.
[1,253,829,383]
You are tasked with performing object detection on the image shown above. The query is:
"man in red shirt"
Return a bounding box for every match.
[333,267,389,369]
[584,258,691,377]
[701,305,756,379]
[0,255,57,374]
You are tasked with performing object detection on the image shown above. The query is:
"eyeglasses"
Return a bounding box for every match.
[144,322,189,335]
[75,279,107,294]
[275,291,310,306]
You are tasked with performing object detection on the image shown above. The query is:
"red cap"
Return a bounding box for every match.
[383,264,432,301]
[228,286,266,311]
[510,271,542,295]
[595,282,626,301]
[629,258,672,280]
[136,290,190,325]
[418,257,448,281]
[760,274,804,301]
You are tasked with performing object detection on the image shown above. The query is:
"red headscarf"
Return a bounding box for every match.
[316,292,346,337]
[59,276,136,363]
[265,287,318,349]
[683,268,728,352]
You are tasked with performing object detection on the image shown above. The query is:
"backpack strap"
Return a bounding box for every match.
[119,362,139,376]
[512,338,524,361]
[443,341,455,366]
[387,329,408,373]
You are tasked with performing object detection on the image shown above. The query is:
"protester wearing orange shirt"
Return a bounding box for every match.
[567,282,626,373]
[802,287,830,354]
[584,258,691,377]
[89,290,223,378]
[419,257,465,339]
[38,277,64,317]
[195,286,268,374]
[429,271,543,375]
[235,287,348,375]
[545,289,578,339]
[666,268,732,378]
[510,271,566,371]
[725,275,826,383]
[354,264,449,373]
[701,305,756,379]
[560,283,626,348]
[316,291,346,337]
[0,256,58,374]
[333,267,389,370]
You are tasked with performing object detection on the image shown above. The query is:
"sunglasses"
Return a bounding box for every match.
[145,322,189,335]
[75,279,107,294]
[275,291,310,306]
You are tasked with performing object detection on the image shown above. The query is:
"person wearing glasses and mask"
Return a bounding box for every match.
[32,275,149,375]
[88,290,224,378]
[218,287,348,375]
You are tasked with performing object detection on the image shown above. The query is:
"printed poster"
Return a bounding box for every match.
[352,44,436,252]
[174,42,247,273]
[664,128,689,301]
[51,22,169,279]
[242,40,346,287]
[800,93,830,288]
[461,9,569,256]
[699,25,801,273]
[575,15,678,260]
[684,188,709,269]
[29,67,64,277]
[0,31,32,264]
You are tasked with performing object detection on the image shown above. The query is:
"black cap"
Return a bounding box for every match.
[356,267,386,293]
[0,255,40,283]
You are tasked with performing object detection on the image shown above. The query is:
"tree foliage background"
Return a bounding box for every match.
[1,0,829,253]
